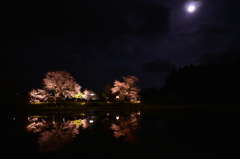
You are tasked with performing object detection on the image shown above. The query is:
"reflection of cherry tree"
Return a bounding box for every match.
[110,113,141,143]
[26,117,48,132]
[26,117,80,153]
[80,119,88,129]
[38,121,79,153]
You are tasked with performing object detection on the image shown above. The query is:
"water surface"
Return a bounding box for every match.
[1,106,239,159]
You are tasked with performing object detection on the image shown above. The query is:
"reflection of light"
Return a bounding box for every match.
[90,93,94,96]
[89,120,94,123]
[107,113,109,116]
[63,118,65,122]
[116,116,119,120]
[13,118,15,120]
[134,101,140,103]
[137,111,141,116]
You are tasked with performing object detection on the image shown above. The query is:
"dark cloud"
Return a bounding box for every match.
[1,0,170,51]
[178,23,228,37]
[65,0,170,38]
[103,64,130,73]
[197,47,240,65]
[102,63,131,78]
[141,58,176,73]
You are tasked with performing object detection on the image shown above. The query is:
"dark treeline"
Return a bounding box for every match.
[141,57,240,105]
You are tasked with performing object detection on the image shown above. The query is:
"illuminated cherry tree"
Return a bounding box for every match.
[43,70,81,102]
[111,76,141,101]
[29,89,51,102]
[82,89,95,100]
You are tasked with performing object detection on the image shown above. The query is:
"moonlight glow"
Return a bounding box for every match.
[185,1,202,13]
[188,5,195,12]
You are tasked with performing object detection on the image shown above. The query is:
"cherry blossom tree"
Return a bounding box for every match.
[82,89,96,100]
[111,76,141,101]
[43,70,81,102]
[29,89,51,102]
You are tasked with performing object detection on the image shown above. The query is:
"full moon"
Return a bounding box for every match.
[188,5,195,12]
[184,1,202,13]
[187,5,195,12]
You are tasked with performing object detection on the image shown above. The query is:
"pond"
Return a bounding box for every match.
[1,106,240,159]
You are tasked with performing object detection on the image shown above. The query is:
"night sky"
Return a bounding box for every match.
[1,0,240,94]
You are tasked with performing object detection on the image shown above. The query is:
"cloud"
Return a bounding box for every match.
[102,63,131,78]
[141,58,176,73]
[178,23,228,37]
[1,0,170,46]
[197,47,240,65]
[65,0,170,39]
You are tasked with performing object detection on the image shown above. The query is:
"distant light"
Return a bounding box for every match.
[13,117,15,120]
[90,93,94,96]
[116,116,119,120]
[89,120,94,123]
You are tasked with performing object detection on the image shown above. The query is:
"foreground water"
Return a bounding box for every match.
[1,106,240,159]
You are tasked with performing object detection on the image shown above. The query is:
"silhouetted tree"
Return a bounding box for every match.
[161,56,240,104]
[101,84,115,100]
[140,87,162,104]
